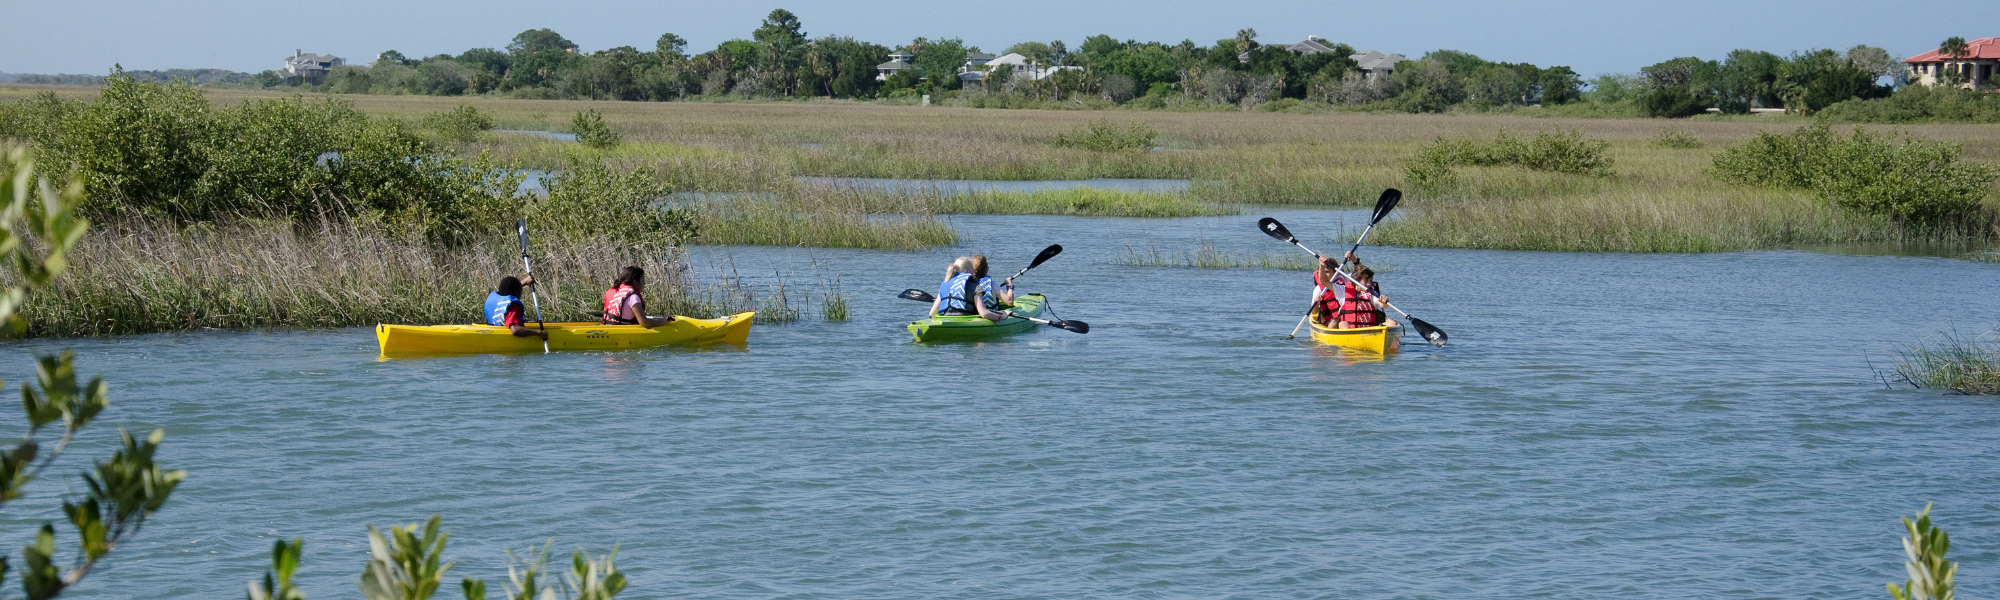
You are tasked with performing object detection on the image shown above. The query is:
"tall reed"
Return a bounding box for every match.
[1897,330,2000,395]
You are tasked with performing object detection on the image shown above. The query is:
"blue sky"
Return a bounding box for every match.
[2,0,1982,77]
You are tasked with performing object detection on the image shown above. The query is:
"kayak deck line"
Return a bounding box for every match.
[377,312,755,356]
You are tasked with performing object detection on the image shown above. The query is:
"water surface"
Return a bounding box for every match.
[5,209,1999,599]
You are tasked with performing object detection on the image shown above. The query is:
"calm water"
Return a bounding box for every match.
[799,177,1193,194]
[5,209,2000,599]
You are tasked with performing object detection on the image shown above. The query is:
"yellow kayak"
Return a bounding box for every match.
[1308,319,1402,354]
[376,312,755,356]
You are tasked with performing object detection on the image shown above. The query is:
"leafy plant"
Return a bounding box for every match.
[2,147,183,600]
[1651,127,1703,149]
[422,105,495,144]
[531,157,692,247]
[1403,128,1614,189]
[359,515,453,600]
[1888,504,1957,600]
[1052,119,1156,152]
[1711,120,1999,228]
[570,110,622,149]
[246,539,305,600]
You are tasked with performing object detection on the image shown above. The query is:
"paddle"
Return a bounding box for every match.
[516,219,549,354]
[897,289,1089,334]
[1279,189,1402,339]
[1009,244,1063,280]
[1257,219,1448,347]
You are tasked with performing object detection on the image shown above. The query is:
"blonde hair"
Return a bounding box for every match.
[950,256,975,277]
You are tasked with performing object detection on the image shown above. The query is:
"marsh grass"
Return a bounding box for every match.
[1897,330,2000,394]
[3,216,791,337]
[11,86,1999,253]
[1117,242,1402,272]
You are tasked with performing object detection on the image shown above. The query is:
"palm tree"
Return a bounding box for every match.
[1940,36,1969,59]
[1938,36,1970,86]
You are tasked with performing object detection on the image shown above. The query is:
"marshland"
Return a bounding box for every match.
[2,70,2000,599]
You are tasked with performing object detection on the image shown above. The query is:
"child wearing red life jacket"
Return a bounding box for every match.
[1313,252,1398,329]
[600,266,675,327]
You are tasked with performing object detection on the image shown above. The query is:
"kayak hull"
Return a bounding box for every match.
[907,294,1046,343]
[1308,320,1402,354]
[377,312,755,356]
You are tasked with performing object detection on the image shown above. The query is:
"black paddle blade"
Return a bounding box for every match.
[515,219,529,252]
[898,288,936,302]
[1257,217,1294,243]
[1027,244,1062,270]
[1409,317,1447,347]
[1051,320,1089,334]
[1370,189,1402,225]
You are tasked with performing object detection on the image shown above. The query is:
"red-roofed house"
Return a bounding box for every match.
[1904,37,1999,88]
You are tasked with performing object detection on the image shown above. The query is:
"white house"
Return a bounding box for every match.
[281,50,344,80]
[1350,50,1407,79]
[964,52,1081,84]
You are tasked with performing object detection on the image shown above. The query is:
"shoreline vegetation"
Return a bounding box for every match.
[0,75,1996,338]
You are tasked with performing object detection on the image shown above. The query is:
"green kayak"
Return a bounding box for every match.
[907,294,1047,342]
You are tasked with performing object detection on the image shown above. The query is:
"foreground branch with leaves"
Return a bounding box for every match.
[247,516,624,600]
[2,148,185,599]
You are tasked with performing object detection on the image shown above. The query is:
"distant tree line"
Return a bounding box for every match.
[237,11,1586,112]
[11,15,1990,119]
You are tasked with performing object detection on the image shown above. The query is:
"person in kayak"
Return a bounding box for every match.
[485,276,547,340]
[930,256,1013,322]
[968,255,1016,307]
[601,266,675,327]
[1324,251,1397,329]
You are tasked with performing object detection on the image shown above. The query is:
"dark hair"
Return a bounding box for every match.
[497,276,523,297]
[971,255,989,279]
[614,266,645,286]
[1354,266,1375,282]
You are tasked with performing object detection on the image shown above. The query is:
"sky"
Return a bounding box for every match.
[1,0,1984,78]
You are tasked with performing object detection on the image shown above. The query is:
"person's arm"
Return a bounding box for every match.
[997,277,1015,305]
[929,298,942,317]
[632,296,673,327]
[975,290,1011,322]
[504,303,546,339]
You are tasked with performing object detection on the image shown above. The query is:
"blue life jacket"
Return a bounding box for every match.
[937,273,974,314]
[484,291,521,326]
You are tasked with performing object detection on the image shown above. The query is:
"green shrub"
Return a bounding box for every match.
[0,92,72,142]
[1821,84,2000,123]
[1651,127,1703,149]
[1711,120,1999,228]
[1887,504,1959,600]
[531,157,691,247]
[421,104,494,144]
[1052,119,1157,152]
[571,109,622,149]
[1403,128,1614,188]
[19,74,526,244]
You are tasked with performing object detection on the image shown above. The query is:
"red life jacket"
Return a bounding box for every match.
[1339,279,1385,326]
[601,284,641,325]
[1312,271,1343,323]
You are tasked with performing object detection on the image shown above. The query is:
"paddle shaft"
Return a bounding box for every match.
[1281,236,1416,322]
[517,222,548,353]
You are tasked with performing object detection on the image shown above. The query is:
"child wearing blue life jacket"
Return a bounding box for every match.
[930,255,1014,322]
[483,276,547,340]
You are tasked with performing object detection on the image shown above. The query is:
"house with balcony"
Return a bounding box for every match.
[1904,37,1999,88]
[281,50,343,82]
[1350,50,1407,79]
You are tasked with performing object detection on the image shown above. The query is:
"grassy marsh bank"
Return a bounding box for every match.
[0,217,827,338]
[7,84,1998,255]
